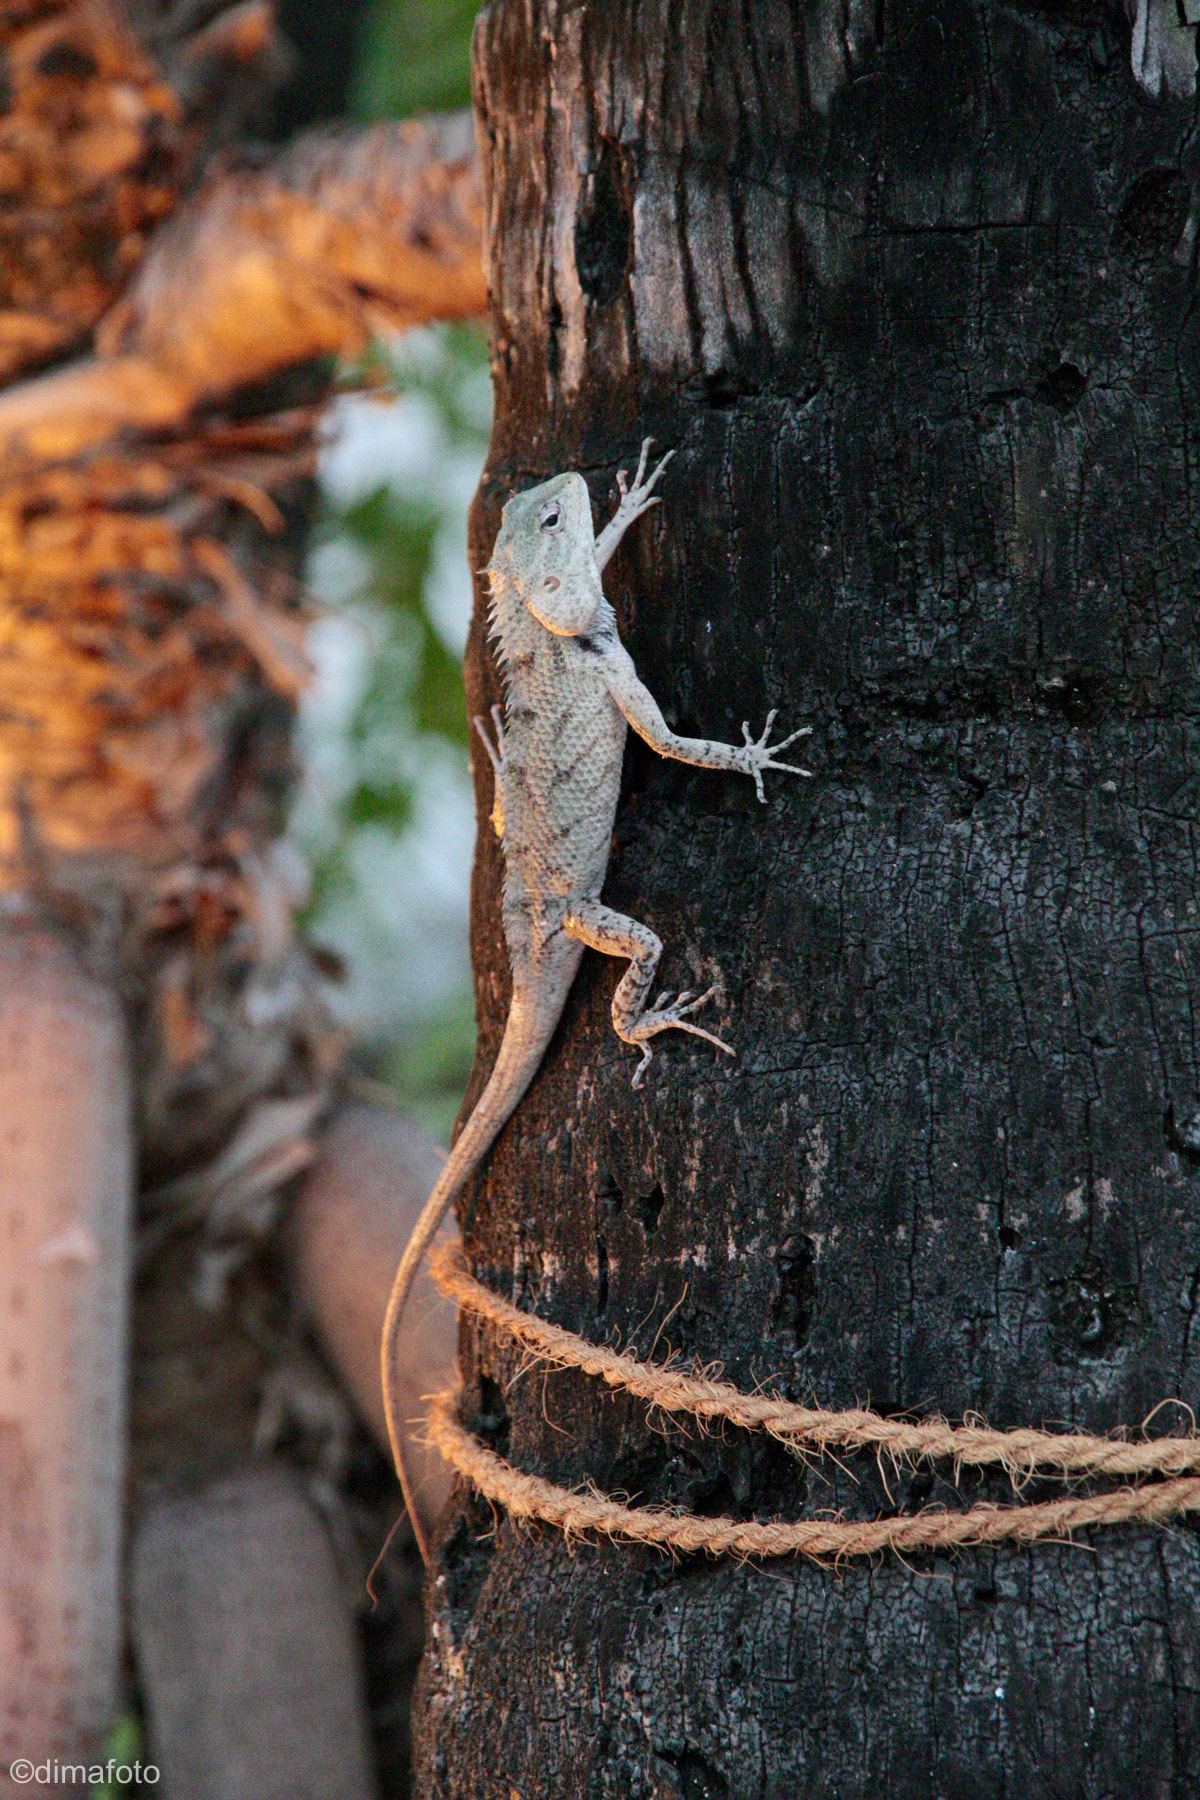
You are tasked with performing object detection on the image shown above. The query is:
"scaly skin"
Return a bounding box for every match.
[381,442,811,1564]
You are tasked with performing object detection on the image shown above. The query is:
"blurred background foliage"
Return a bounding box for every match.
[353,0,477,118]
[286,0,485,1137]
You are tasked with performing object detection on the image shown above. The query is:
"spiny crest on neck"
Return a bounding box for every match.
[483,559,522,685]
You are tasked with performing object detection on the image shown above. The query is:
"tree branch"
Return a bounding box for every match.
[0,111,485,465]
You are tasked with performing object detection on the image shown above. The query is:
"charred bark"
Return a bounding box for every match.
[420,3,1200,1795]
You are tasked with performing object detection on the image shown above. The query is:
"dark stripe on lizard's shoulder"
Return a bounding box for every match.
[573,626,615,655]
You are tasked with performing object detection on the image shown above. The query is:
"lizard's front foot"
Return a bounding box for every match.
[625,986,735,1089]
[594,438,677,573]
[739,710,814,803]
[616,437,674,517]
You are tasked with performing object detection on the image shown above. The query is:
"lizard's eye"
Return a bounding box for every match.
[538,499,564,534]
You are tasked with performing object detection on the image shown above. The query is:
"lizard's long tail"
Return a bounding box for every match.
[379,994,561,1566]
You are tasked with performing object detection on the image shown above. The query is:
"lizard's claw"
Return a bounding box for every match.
[740,712,814,802]
[614,438,675,522]
[596,440,676,572]
[472,705,506,775]
[473,705,508,838]
[627,984,736,1087]
[616,436,652,500]
[644,986,711,1026]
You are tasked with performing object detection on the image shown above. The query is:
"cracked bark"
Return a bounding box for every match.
[418,3,1200,1796]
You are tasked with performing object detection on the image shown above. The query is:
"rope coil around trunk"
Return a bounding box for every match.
[428,1245,1200,1558]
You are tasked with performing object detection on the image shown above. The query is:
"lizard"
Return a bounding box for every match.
[380,439,812,1565]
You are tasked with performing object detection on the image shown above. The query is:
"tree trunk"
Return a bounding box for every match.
[420,3,1200,1794]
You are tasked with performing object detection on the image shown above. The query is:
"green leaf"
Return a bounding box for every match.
[344,781,413,829]
[353,0,478,121]
[378,985,479,1136]
[89,1714,145,1800]
[341,488,441,598]
[413,623,470,744]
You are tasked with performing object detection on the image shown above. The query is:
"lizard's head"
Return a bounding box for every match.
[489,470,602,636]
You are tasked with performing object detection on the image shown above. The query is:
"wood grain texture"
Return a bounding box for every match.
[0,929,132,1778]
[418,2,1200,1795]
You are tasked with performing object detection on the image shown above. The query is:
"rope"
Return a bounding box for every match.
[429,1246,1200,1558]
[428,1393,1200,1559]
[431,1247,1200,1481]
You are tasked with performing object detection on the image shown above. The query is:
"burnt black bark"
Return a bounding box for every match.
[420,3,1200,1795]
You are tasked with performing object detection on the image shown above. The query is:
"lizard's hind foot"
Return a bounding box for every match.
[560,900,735,1088]
[626,986,735,1089]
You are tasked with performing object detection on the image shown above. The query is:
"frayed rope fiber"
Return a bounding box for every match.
[429,1245,1200,1558]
